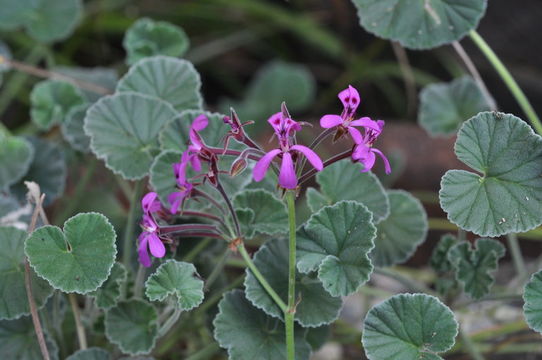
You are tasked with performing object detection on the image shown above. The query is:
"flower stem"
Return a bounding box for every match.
[215,180,241,238]
[68,293,87,350]
[506,233,527,284]
[469,30,542,135]
[204,249,230,291]
[237,243,287,312]
[158,308,183,337]
[133,264,146,298]
[122,179,145,270]
[285,191,297,360]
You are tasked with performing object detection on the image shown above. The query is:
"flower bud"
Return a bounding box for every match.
[230,157,247,177]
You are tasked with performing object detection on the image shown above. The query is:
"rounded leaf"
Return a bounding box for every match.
[418,76,491,137]
[213,290,311,360]
[23,0,82,43]
[105,299,158,355]
[439,112,542,237]
[0,136,33,190]
[0,226,53,320]
[91,262,127,310]
[244,238,342,327]
[117,56,202,112]
[53,66,117,103]
[297,201,376,297]
[362,293,458,360]
[352,0,487,50]
[66,348,111,360]
[523,270,542,334]
[233,189,288,238]
[123,18,189,65]
[145,260,204,311]
[25,212,117,294]
[61,104,91,153]
[30,80,86,130]
[371,190,428,267]
[312,161,389,223]
[0,316,59,360]
[0,0,36,30]
[430,234,458,274]
[84,92,177,180]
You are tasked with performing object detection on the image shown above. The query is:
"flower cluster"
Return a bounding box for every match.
[135,85,390,267]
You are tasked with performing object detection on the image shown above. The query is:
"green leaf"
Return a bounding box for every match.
[61,104,91,153]
[439,112,542,237]
[145,260,204,311]
[0,0,36,30]
[117,56,202,112]
[244,238,342,327]
[30,80,86,130]
[84,92,177,180]
[523,269,542,334]
[213,290,311,360]
[0,226,53,320]
[447,238,505,299]
[105,299,158,356]
[53,66,118,103]
[221,61,315,130]
[123,18,190,65]
[0,136,33,190]
[306,325,330,351]
[233,189,288,239]
[430,234,458,273]
[23,0,82,43]
[90,262,127,310]
[10,137,66,206]
[362,293,458,360]
[419,76,491,137]
[25,212,117,294]
[0,316,59,360]
[0,194,21,219]
[371,190,428,267]
[297,201,376,297]
[66,348,111,360]
[351,0,487,50]
[311,161,389,223]
[159,110,229,152]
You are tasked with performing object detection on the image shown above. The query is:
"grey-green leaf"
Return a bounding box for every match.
[105,300,158,355]
[312,161,389,223]
[244,238,342,327]
[117,56,202,112]
[447,238,505,299]
[91,262,127,310]
[30,80,86,130]
[84,92,177,180]
[523,270,542,334]
[0,226,53,320]
[297,200,376,297]
[233,189,288,238]
[25,212,117,294]
[123,18,189,65]
[145,260,204,311]
[66,348,111,360]
[439,112,542,237]
[430,234,458,274]
[418,76,491,137]
[362,293,458,360]
[61,104,91,153]
[0,136,33,190]
[23,0,82,43]
[53,66,117,103]
[352,0,487,50]
[0,316,59,360]
[371,190,428,267]
[213,290,311,360]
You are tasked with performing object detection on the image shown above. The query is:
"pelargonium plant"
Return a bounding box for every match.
[2,1,542,360]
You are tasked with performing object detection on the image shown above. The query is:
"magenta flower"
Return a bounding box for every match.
[168,151,194,214]
[253,109,322,189]
[138,192,166,267]
[320,85,382,144]
[351,119,391,174]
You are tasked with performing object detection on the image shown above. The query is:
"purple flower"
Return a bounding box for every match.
[138,192,166,267]
[186,114,210,172]
[168,152,194,214]
[320,85,382,144]
[253,108,322,189]
[142,192,161,214]
[351,119,391,174]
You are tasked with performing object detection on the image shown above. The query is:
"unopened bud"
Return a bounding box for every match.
[230,158,247,177]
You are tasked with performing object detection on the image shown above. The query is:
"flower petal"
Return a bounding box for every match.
[278,151,297,189]
[168,192,182,214]
[320,114,343,128]
[192,114,208,132]
[253,148,281,182]
[347,126,363,144]
[359,151,376,172]
[338,85,360,114]
[148,233,166,258]
[267,112,282,133]
[138,233,151,267]
[141,192,160,213]
[350,117,382,132]
[290,145,323,171]
[372,148,392,174]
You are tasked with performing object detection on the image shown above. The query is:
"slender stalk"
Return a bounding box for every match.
[237,243,287,312]
[391,41,417,117]
[451,41,497,111]
[215,180,241,238]
[160,224,220,234]
[158,308,183,337]
[182,238,214,263]
[506,233,527,283]
[193,189,225,214]
[185,342,221,360]
[179,210,225,226]
[285,191,297,360]
[459,327,485,360]
[24,193,50,360]
[68,293,87,350]
[469,30,542,135]
[133,264,146,298]
[204,250,230,291]
[122,180,145,269]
